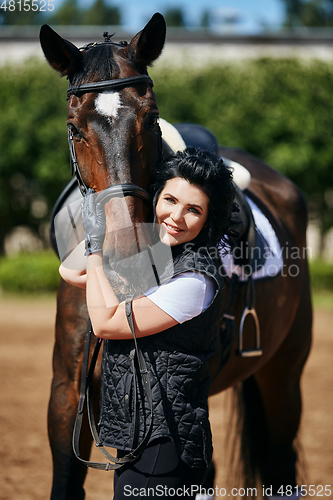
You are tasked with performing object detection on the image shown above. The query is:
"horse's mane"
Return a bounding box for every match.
[69,43,122,86]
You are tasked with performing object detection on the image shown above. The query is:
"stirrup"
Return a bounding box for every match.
[236,274,262,357]
[237,306,263,357]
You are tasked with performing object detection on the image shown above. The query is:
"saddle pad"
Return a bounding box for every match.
[220,197,283,281]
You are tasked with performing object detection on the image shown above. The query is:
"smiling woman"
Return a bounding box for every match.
[59,148,238,498]
[155,177,209,246]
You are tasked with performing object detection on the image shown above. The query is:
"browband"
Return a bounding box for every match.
[67,74,154,100]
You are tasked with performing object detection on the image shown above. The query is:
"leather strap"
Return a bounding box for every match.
[67,74,154,100]
[95,183,151,206]
[72,301,153,470]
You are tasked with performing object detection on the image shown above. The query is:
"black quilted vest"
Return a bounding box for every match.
[98,241,224,468]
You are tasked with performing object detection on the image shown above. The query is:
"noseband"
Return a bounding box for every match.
[67,73,155,204]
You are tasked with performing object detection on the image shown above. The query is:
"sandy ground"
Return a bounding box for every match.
[0,296,332,500]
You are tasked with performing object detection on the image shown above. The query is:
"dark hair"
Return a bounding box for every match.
[151,148,239,248]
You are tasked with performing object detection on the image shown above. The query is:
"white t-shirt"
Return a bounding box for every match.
[144,272,216,324]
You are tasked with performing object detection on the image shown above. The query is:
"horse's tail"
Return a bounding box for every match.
[227,376,307,496]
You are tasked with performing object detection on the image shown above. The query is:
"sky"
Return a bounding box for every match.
[55,0,286,34]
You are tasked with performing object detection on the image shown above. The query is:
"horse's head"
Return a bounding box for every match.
[40,14,167,296]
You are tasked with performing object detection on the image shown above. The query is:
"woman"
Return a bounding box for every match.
[60,148,237,499]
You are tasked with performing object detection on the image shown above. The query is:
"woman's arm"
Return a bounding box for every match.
[59,240,87,289]
[59,264,87,289]
[80,190,178,339]
[86,253,178,340]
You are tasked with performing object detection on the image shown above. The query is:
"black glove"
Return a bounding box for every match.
[81,189,106,255]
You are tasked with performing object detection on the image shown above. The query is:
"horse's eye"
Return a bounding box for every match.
[147,115,159,129]
[68,124,81,141]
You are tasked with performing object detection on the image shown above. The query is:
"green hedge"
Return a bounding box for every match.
[309,259,333,291]
[0,251,60,293]
[1,57,333,252]
[0,250,332,294]
[151,59,333,233]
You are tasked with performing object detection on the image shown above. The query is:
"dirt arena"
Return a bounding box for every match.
[0,296,332,500]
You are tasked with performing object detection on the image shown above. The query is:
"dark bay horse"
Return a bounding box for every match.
[40,13,312,500]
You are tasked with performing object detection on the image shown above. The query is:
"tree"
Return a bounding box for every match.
[1,57,333,254]
[164,7,185,27]
[81,0,121,25]
[0,5,46,25]
[200,11,210,28]
[47,0,82,25]
[0,61,69,254]
[151,58,333,242]
[0,0,121,26]
[281,0,333,27]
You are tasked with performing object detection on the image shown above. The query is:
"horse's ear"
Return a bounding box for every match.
[39,25,83,78]
[127,13,166,68]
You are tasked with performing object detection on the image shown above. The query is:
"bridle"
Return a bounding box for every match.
[67,73,158,205]
[68,70,158,470]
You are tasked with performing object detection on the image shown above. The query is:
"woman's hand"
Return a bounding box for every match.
[81,189,106,255]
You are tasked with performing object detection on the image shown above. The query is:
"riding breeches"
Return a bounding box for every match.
[113,438,209,499]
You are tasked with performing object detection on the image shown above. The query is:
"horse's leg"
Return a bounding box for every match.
[48,283,92,500]
[245,279,312,497]
[48,366,91,500]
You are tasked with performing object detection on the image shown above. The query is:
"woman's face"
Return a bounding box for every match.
[155,177,209,246]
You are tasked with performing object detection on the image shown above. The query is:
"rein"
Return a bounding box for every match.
[73,300,153,470]
[67,71,157,468]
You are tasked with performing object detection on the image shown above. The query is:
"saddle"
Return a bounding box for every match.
[167,121,266,275]
[164,122,264,358]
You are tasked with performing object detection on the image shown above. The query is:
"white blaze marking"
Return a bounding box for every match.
[95,91,122,122]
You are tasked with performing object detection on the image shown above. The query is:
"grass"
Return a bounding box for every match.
[311,291,333,310]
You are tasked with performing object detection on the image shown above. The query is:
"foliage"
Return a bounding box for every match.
[0,5,47,25]
[46,0,82,25]
[163,8,185,27]
[0,59,69,253]
[0,251,60,292]
[0,0,121,26]
[0,250,331,295]
[280,0,333,27]
[1,57,333,253]
[81,0,121,26]
[150,58,333,235]
[309,258,333,291]
[47,0,121,26]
